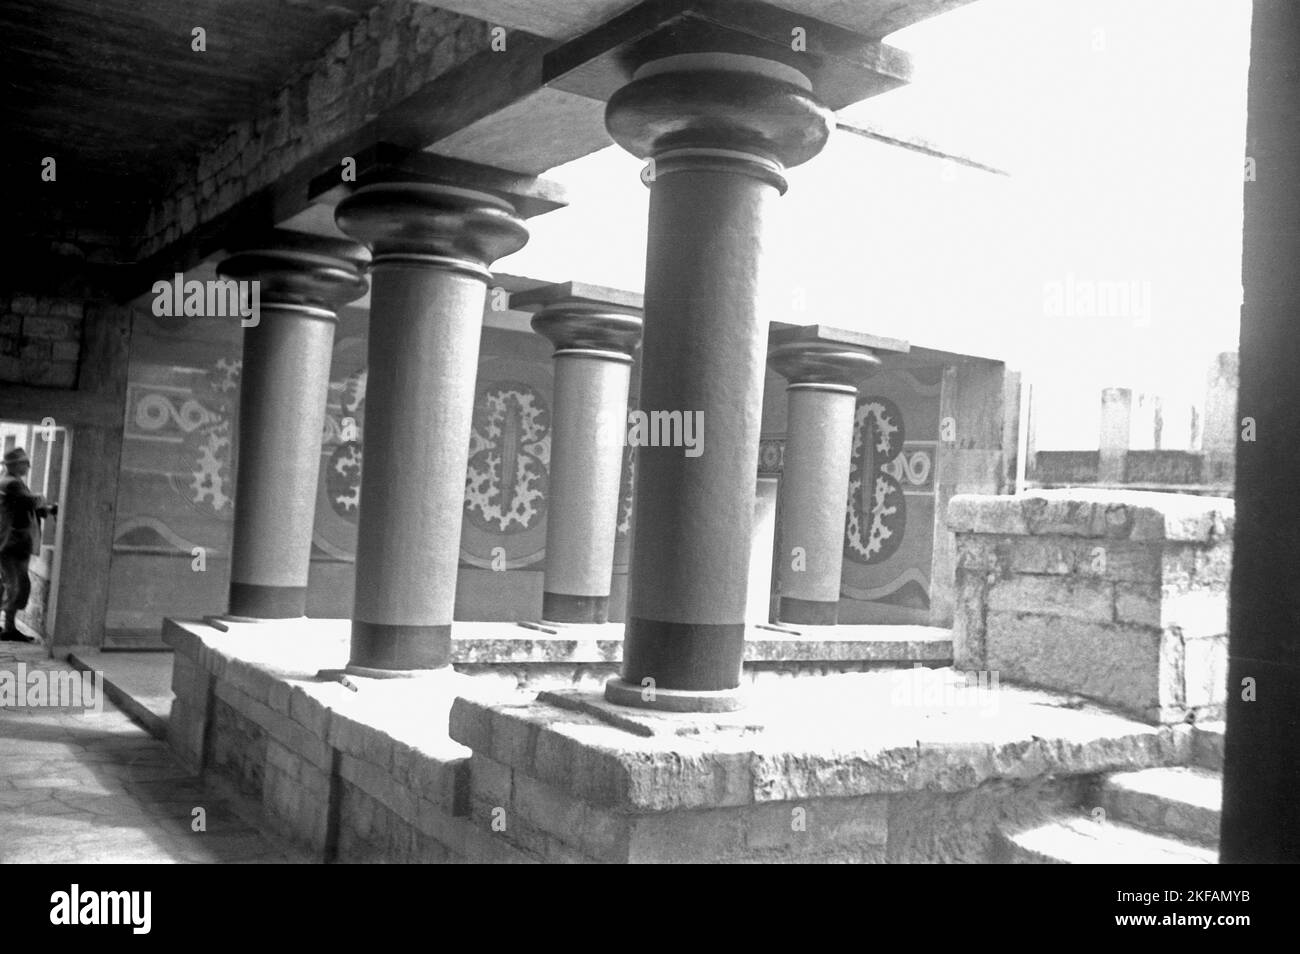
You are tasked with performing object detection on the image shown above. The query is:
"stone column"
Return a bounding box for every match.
[1201,352,1237,486]
[512,283,643,624]
[335,182,528,674]
[1098,386,1132,484]
[602,52,834,711]
[217,232,368,619]
[769,339,879,626]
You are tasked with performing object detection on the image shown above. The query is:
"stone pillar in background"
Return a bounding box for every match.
[218,232,368,619]
[513,282,643,624]
[334,182,528,674]
[602,52,835,711]
[768,334,880,626]
[1098,386,1131,484]
[1201,351,1238,487]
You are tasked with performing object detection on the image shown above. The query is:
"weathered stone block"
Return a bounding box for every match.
[19,339,51,363]
[22,315,75,340]
[264,738,303,784]
[207,697,267,801]
[1113,583,1162,627]
[987,575,1113,623]
[339,752,417,824]
[489,701,542,771]
[327,714,394,771]
[1021,496,1132,538]
[1182,635,1228,713]
[448,696,494,755]
[217,679,333,771]
[171,652,198,698]
[288,685,331,738]
[1193,543,1232,589]
[625,808,747,863]
[984,612,1162,717]
[622,744,755,812]
[948,496,1028,535]
[745,796,889,856]
[511,770,627,862]
[469,754,513,815]
[1011,538,1159,583]
[267,679,292,715]
[955,535,1004,572]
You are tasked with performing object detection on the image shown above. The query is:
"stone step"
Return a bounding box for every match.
[1099,766,1222,845]
[1191,722,1225,771]
[995,813,1217,864]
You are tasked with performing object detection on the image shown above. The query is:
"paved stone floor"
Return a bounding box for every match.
[1,642,306,863]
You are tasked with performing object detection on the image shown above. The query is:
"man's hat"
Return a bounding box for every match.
[3,448,30,466]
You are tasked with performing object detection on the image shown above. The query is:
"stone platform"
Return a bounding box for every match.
[163,616,1207,863]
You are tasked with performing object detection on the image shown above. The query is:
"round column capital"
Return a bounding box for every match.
[606,52,834,182]
[768,340,880,390]
[531,304,643,358]
[217,231,369,312]
[334,181,528,271]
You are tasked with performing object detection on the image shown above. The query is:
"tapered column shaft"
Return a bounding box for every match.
[335,182,528,672]
[218,233,368,619]
[517,288,643,624]
[769,340,880,625]
[602,53,835,709]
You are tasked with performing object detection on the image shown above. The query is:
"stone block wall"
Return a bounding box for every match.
[444,680,1197,864]
[0,293,84,387]
[948,489,1232,724]
[166,624,487,862]
[163,618,959,863]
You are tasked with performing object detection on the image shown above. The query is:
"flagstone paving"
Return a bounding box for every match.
[1,642,307,864]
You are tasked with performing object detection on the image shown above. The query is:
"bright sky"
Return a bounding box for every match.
[497,0,1253,447]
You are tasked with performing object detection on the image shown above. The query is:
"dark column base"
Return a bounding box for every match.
[604,676,745,713]
[777,597,839,626]
[620,617,745,692]
[228,583,307,620]
[348,621,452,672]
[1220,656,1300,863]
[542,592,610,625]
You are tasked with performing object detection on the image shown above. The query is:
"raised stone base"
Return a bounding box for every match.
[447,668,1200,863]
[164,615,1208,863]
[162,616,953,862]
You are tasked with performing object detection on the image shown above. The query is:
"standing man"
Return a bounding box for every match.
[0,448,56,642]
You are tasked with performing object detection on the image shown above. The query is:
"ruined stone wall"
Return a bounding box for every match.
[136,0,492,260]
[948,489,1232,724]
[0,294,85,388]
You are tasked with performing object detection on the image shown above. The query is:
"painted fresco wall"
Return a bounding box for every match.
[761,348,1009,629]
[761,365,942,626]
[105,311,241,641]
[838,367,942,624]
[105,308,638,641]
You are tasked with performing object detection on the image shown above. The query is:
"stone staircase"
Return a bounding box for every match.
[994,723,1224,863]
